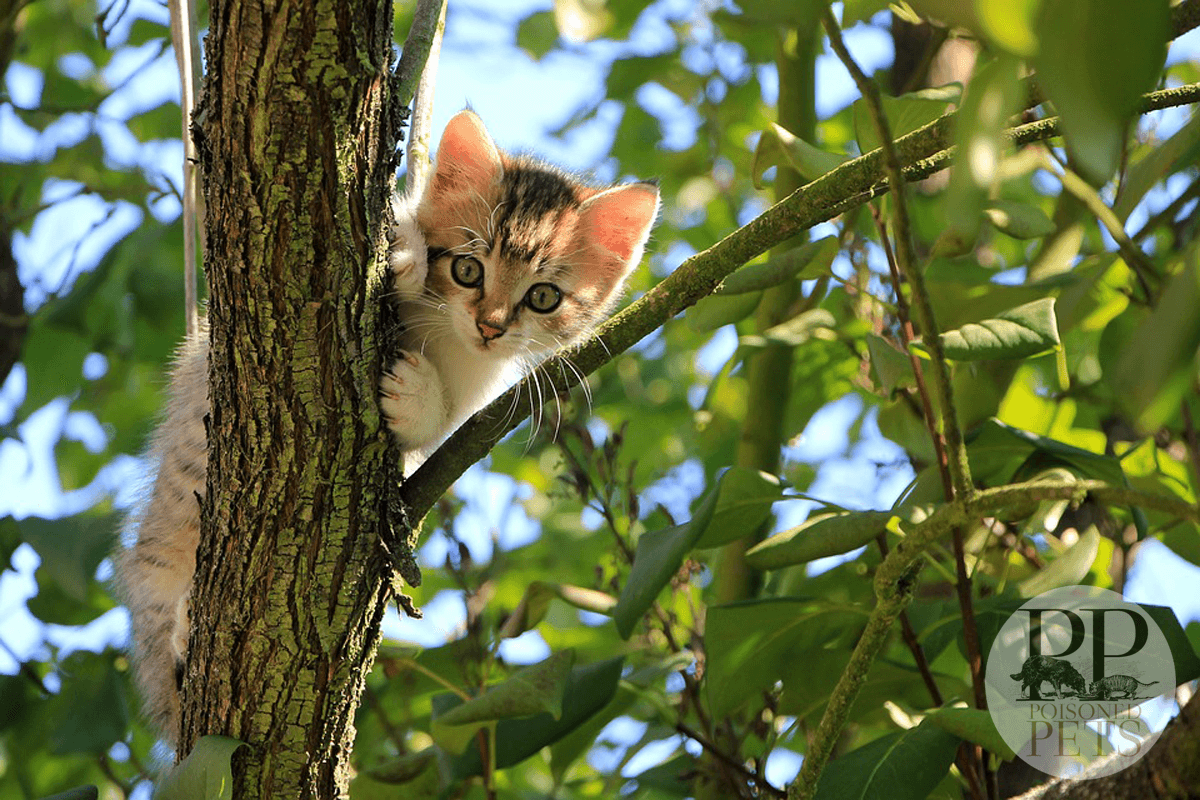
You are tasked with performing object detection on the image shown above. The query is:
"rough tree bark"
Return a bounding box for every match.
[185,0,412,794]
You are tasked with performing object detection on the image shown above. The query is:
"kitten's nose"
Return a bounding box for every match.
[477,321,506,341]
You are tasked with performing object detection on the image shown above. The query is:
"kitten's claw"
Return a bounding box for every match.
[380,350,445,450]
[389,197,428,296]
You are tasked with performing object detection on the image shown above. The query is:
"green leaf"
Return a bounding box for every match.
[613,483,720,639]
[155,735,246,800]
[549,656,686,780]
[551,0,612,43]
[497,581,557,639]
[1115,113,1200,220]
[27,568,113,625]
[1110,256,1200,433]
[440,657,624,779]
[363,748,436,785]
[693,466,786,549]
[1140,604,1200,683]
[705,598,863,719]
[437,649,575,727]
[975,0,1040,56]
[41,788,100,800]
[126,101,183,143]
[964,418,1126,489]
[752,123,848,187]
[687,290,762,332]
[1017,525,1101,597]
[1034,0,1170,183]
[18,513,118,601]
[925,707,1016,760]
[946,56,1024,239]
[813,721,961,800]
[741,309,837,349]
[516,11,559,60]
[866,333,915,395]
[633,753,696,794]
[984,199,1056,240]
[126,18,169,46]
[717,237,838,295]
[926,298,1060,361]
[854,85,960,156]
[48,650,128,755]
[40,66,107,112]
[744,510,892,570]
[19,323,93,412]
[842,0,891,26]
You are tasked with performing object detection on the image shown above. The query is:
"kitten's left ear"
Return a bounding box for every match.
[430,110,504,197]
[577,182,660,274]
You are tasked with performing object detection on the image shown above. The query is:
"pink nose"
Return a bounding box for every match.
[478,321,505,341]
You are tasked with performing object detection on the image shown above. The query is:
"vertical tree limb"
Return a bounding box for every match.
[397,0,446,199]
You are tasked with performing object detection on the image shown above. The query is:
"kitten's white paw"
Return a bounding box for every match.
[380,350,446,450]
[389,196,428,296]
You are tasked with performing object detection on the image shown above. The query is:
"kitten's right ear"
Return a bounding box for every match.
[429,110,503,197]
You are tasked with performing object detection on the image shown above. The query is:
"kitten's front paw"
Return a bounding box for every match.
[380,350,445,450]
[388,197,428,295]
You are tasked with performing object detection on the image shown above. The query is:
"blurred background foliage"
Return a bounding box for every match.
[3,0,1200,797]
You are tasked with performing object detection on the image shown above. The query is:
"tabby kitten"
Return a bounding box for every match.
[118,109,660,744]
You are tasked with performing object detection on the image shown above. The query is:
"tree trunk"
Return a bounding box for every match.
[186,0,410,794]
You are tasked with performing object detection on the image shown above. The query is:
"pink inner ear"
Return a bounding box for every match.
[431,111,503,196]
[578,183,660,264]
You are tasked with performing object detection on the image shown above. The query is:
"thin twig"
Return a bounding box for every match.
[819,8,971,499]
[676,721,786,798]
[394,0,447,199]
[168,0,202,337]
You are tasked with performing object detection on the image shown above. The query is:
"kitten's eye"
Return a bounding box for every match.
[525,283,562,313]
[451,255,484,288]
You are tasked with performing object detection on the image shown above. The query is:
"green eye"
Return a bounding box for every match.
[525,283,562,313]
[451,255,484,288]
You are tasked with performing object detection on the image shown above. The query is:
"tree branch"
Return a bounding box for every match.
[394,0,446,198]
[167,0,203,337]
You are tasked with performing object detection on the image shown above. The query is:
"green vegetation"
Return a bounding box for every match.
[3,0,1200,797]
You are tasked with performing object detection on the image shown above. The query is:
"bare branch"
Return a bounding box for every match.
[394,0,447,199]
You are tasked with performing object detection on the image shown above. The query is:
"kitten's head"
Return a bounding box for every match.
[415,110,659,362]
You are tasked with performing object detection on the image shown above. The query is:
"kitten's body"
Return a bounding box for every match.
[117,110,658,744]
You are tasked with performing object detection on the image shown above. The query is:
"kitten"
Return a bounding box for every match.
[117,109,660,745]
[382,111,659,464]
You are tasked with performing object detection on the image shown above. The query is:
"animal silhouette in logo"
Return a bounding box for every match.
[1087,674,1159,701]
[1009,655,1086,700]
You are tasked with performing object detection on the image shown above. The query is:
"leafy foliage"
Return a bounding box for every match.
[3,0,1200,798]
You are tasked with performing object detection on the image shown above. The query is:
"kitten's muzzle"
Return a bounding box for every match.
[477,321,506,342]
